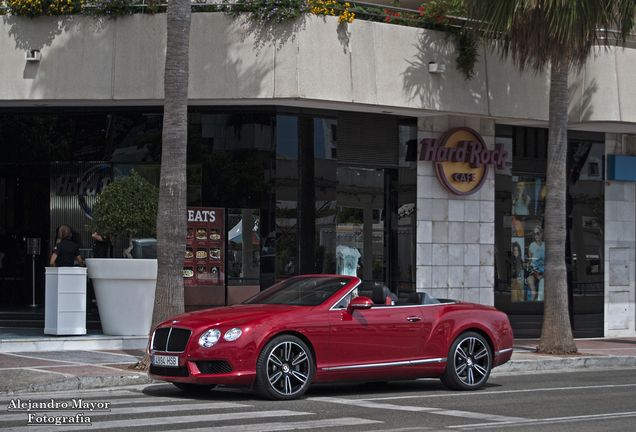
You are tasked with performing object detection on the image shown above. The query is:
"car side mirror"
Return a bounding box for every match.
[346,296,373,314]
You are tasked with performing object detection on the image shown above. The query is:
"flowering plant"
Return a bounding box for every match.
[6,0,82,17]
[232,0,309,24]
[415,0,464,28]
[309,0,354,24]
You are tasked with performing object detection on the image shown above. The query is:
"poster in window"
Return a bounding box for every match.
[510,178,546,302]
[512,177,546,216]
[184,207,224,286]
[510,237,525,302]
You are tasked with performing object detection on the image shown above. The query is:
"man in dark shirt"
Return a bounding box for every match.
[50,225,85,267]
[91,233,112,258]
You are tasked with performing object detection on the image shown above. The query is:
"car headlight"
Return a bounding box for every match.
[199,329,221,348]
[224,328,242,341]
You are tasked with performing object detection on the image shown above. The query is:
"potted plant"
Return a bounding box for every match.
[85,170,160,336]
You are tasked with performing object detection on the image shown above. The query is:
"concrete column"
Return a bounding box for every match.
[416,115,496,306]
[604,133,636,336]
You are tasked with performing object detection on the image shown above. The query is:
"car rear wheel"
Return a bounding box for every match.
[440,331,492,391]
[254,335,315,400]
[172,382,216,393]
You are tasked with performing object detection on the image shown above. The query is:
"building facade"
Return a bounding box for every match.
[0,13,634,337]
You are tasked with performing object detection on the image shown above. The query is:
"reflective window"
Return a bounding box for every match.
[494,125,604,337]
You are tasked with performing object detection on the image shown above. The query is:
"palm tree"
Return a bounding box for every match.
[463,0,635,353]
[151,0,191,333]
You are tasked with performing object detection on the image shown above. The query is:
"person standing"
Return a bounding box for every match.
[284,258,295,277]
[91,232,112,258]
[50,225,85,267]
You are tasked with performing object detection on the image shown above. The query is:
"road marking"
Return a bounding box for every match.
[313,397,525,422]
[352,382,636,401]
[0,389,144,405]
[3,410,311,432]
[160,417,382,432]
[448,410,636,429]
[1,401,250,422]
[353,428,437,432]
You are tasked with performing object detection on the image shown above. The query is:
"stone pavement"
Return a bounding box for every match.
[0,333,635,395]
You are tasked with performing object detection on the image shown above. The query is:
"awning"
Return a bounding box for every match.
[229,220,260,245]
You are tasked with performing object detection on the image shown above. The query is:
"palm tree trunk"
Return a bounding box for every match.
[140,0,191,369]
[537,57,577,354]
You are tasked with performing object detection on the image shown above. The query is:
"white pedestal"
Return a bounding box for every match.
[44,267,87,335]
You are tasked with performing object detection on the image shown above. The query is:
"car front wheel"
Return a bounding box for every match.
[254,335,315,400]
[441,331,492,391]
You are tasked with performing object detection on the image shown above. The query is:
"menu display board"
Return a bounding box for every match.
[184,207,224,286]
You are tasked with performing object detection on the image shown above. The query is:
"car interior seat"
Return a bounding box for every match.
[407,292,423,304]
[372,285,397,305]
[406,291,441,305]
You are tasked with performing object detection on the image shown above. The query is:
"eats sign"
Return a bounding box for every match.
[419,127,508,196]
[184,207,224,286]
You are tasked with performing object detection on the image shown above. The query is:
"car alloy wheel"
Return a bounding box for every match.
[441,331,492,391]
[254,335,315,400]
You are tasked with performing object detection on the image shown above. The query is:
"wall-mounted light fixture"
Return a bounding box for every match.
[26,50,41,62]
[428,62,445,74]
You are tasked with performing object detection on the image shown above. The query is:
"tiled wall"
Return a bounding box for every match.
[416,115,496,306]
[604,133,636,336]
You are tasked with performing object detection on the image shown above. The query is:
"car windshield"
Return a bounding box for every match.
[244,276,351,306]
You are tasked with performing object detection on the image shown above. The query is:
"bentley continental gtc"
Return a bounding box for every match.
[148,275,513,400]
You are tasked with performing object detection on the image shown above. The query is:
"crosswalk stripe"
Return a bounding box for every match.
[160,417,382,432]
[3,410,312,432]
[1,402,249,423]
[313,397,526,422]
[1,395,201,412]
[361,382,636,401]
[0,390,140,405]
[447,411,636,430]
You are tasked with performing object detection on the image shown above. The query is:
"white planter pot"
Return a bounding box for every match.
[86,258,157,336]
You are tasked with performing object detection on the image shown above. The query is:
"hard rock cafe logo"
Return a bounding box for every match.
[419,127,508,196]
[54,164,117,218]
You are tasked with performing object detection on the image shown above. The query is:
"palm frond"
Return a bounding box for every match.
[463,0,636,72]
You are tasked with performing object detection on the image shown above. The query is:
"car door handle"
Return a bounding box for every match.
[407,316,421,322]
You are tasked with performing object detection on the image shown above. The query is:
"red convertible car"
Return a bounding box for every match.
[148,275,513,400]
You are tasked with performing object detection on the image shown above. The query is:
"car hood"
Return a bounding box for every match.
[157,303,308,330]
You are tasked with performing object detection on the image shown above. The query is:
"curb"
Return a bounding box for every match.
[1,373,157,396]
[3,357,636,395]
[495,355,636,374]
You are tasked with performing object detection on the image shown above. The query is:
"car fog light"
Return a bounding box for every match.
[224,328,242,341]
[199,329,221,347]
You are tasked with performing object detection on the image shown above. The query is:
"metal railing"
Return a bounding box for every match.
[495,279,604,296]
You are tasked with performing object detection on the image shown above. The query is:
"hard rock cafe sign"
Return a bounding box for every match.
[53,164,120,218]
[419,127,508,196]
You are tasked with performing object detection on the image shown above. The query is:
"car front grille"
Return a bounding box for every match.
[149,365,190,377]
[152,327,192,352]
[196,361,233,375]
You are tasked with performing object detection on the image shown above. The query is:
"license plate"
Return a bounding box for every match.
[153,355,179,367]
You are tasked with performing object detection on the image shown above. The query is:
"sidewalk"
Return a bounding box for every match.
[0,327,153,395]
[1,329,635,395]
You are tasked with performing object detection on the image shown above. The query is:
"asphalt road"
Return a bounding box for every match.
[1,368,635,431]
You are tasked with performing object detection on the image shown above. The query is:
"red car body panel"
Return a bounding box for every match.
[148,275,513,389]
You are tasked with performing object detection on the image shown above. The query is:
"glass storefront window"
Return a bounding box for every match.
[0,108,415,310]
[510,176,546,302]
[494,125,605,337]
[227,208,261,286]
